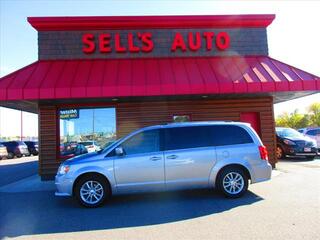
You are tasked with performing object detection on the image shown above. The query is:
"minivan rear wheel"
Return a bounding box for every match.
[75,175,109,208]
[217,167,248,198]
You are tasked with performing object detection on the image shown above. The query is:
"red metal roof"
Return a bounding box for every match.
[0,56,319,101]
[28,15,275,31]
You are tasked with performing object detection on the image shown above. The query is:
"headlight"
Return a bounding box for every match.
[58,165,70,175]
[283,139,296,145]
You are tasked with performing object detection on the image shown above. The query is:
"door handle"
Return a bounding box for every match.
[150,156,162,161]
[166,155,178,159]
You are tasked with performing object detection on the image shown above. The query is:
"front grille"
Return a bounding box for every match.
[295,141,306,147]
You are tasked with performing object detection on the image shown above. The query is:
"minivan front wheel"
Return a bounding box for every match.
[217,167,248,198]
[75,175,109,208]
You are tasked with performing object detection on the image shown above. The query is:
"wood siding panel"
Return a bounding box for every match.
[117,97,277,165]
[39,96,276,179]
[39,105,58,179]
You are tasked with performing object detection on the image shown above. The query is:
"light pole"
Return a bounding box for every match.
[20,111,23,141]
[0,107,2,140]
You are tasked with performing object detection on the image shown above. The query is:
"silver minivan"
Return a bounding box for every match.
[55,121,272,207]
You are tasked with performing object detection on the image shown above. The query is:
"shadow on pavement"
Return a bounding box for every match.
[0,189,263,238]
[0,159,38,187]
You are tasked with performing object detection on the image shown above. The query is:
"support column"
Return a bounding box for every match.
[39,105,58,180]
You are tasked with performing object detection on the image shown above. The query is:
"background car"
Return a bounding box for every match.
[276,127,317,159]
[79,141,101,153]
[298,127,320,151]
[60,143,88,160]
[24,141,39,156]
[1,141,30,159]
[0,143,8,160]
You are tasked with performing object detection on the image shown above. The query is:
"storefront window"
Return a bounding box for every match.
[59,107,116,159]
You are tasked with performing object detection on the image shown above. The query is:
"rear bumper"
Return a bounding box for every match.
[250,161,272,184]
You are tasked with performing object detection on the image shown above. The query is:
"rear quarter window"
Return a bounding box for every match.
[211,125,253,146]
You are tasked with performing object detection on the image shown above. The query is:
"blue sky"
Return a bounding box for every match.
[0,0,319,137]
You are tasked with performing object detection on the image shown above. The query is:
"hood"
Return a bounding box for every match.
[65,152,99,164]
[283,135,315,143]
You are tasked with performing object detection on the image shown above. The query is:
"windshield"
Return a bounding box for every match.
[98,138,122,154]
[276,128,302,138]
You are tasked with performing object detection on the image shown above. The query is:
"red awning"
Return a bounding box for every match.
[0,56,319,101]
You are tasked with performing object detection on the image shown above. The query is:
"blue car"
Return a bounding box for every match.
[276,127,317,159]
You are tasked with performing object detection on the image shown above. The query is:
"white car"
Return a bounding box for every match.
[298,128,320,150]
[79,141,101,153]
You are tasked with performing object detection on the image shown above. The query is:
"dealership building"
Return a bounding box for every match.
[0,15,319,179]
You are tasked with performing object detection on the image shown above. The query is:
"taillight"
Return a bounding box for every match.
[259,145,268,161]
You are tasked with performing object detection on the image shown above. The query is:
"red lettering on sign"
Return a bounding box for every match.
[188,32,201,51]
[128,33,140,52]
[114,33,126,52]
[216,32,230,50]
[82,33,95,53]
[171,32,187,52]
[141,32,154,52]
[99,33,111,53]
[82,31,230,54]
[203,32,214,50]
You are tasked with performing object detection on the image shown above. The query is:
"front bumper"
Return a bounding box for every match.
[283,145,318,157]
[55,174,74,197]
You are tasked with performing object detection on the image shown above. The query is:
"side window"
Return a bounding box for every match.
[211,125,253,146]
[165,126,212,150]
[121,129,160,155]
[306,130,317,136]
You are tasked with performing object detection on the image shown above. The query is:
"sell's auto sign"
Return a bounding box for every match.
[59,109,79,120]
[82,31,230,54]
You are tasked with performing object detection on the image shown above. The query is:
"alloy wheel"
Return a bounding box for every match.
[276,146,283,159]
[80,180,104,205]
[222,172,245,195]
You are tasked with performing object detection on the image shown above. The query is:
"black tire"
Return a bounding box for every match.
[276,145,285,159]
[7,152,14,159]
[16,154,22,158]
[217,166,249,198]
[74,174,109,208]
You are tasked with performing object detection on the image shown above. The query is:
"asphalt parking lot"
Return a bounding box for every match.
[0,156,319,240]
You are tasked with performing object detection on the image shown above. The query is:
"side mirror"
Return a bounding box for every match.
[115,147,124,156]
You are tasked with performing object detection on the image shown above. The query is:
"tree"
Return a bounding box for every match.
[308,102,320,126]
[275,109,311,129]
